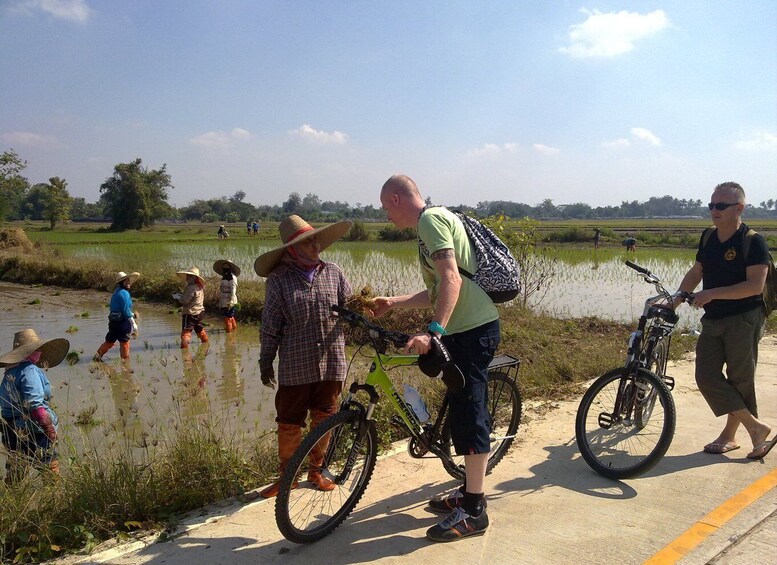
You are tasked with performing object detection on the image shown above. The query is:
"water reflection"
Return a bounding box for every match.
[97,362,143,440]
[218,332,244,406]
[180,343,211,420]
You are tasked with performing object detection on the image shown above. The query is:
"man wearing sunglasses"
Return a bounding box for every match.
[676,182,774,459]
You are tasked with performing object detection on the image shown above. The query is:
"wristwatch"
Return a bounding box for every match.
[428,321,447,337]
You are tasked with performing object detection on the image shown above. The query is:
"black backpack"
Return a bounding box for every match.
[701,227,777,316]
[420,208,521,303]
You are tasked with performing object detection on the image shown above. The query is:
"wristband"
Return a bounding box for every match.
[428,321,447,336]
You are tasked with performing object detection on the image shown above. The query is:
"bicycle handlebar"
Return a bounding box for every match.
[330,305,410,349]
[625,260,650,275]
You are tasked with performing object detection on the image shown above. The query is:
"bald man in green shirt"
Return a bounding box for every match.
[371,174,500,542]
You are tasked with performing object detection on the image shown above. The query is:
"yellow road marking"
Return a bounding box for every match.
[644,466,777,564]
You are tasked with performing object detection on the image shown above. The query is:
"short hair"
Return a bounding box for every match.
[714,181,746,202]
[381,174,421,200]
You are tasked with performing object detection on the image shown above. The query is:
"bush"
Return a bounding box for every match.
[377,226,416,241]
[344,220,370,241]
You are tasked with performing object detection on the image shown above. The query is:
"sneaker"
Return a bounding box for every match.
[428,489,487,514]
[426,507,489,542]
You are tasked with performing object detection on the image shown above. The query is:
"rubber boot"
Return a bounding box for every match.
[94,341,113,361]
[307,409,336,491]
[197,329,209,343]
[120,342,130,360]
[230,317,237,332]
[260,424,302,498]
[181,330,192,349]
[47,459,61,481]
[224,318,232,333]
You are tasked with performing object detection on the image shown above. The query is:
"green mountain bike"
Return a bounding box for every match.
[275,305,521,543]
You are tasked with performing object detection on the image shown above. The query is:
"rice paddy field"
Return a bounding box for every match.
[22,220,711,328]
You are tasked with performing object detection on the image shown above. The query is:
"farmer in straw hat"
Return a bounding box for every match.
[174,267,209,348]
[256,214,352,497]
[213,259,240,333]
[0,329,69,483]
[94,271,140,362]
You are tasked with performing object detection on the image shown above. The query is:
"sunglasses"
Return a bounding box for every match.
[708,202,739,211]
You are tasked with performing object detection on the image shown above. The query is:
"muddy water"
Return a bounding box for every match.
[0,282,277,466]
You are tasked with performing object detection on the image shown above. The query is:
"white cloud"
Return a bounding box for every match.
[290,124,349,145]
[231,127,251,140]
[533,143,560,156]
[13,0,91,23]
[2,131,59,147]
[559,9,670,58]
[601,138,631,149]
[466,143,518,158]
[734,131,777,152]
[189,128,252,149]
[630,127,662,146]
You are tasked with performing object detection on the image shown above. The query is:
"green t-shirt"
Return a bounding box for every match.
[417,207,499,334]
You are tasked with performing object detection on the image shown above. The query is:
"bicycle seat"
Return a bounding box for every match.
[418,336,465,393]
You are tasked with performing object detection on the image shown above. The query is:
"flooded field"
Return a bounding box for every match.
[0,282,277,469]
[58,240,702,323]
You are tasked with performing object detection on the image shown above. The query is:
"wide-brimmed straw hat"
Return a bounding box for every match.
[176,267,205,285]
[0,329,70,368]
[213,259,241,277]
[115,271,140,286]
[254,215,352,277]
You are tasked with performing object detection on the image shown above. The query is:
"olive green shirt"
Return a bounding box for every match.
[417,207,499,334]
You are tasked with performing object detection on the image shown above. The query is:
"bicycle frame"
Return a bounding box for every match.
[343,351,424,434]
[610,263,682,425]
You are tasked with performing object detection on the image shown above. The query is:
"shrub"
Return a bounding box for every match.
[377,226,416,241]
[344,220,370,241]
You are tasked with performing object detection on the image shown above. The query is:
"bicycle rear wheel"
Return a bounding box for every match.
[439,371,522,480]
[575,367,675,479]
[275,409,378,543]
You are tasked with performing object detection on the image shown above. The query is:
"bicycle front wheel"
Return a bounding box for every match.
[440,371,522,480]
[275,409,378,543]
[575,367,675,479]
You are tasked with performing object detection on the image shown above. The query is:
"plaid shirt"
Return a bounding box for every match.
[260,262,352,386]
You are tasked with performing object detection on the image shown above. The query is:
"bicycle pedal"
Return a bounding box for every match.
[662,376,675,391]
[598,412,614,429]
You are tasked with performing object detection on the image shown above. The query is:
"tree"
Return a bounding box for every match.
[484,215,557,308]
[43,176,72,229]
[99,158,173,230]
[0,149,30,222]
[282,192,302,214]
[21,183,49,219]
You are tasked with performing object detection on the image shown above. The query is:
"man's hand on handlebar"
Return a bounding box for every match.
[404,333,432,355]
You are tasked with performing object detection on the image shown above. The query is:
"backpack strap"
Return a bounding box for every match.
[418,208,474,279]
[742,228,756,261]
[701,226,716,249]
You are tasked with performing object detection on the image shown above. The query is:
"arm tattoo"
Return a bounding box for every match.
[430,248,455,261]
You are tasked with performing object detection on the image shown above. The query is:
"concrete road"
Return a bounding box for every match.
[66,336,777,565]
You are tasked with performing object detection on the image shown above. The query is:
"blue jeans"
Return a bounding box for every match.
[442,319,501,455]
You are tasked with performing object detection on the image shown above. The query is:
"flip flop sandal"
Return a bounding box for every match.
[747,437,777,460]
[703,442,740,454]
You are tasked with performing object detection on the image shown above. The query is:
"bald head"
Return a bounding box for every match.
[379,174,425,229]
[381,175,422,201]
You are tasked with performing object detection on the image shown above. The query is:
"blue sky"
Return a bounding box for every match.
[1,1,775,208]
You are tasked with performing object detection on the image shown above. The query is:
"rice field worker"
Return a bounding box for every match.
[0,329,69,483]
[255,215,352,498]
[213,259,240,333]
[94,271,140,362]
[174,267,209,348]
